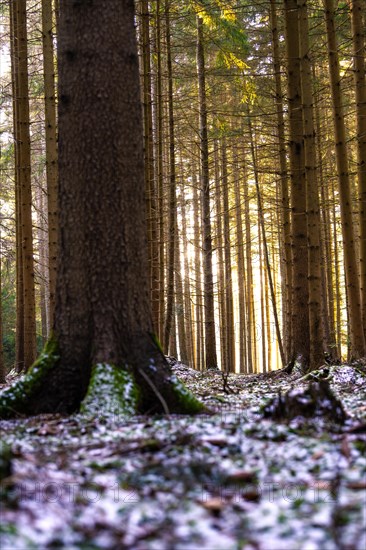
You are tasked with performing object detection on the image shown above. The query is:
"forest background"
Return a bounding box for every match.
[0,0,365,378]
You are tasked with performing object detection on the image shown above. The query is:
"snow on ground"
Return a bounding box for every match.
[0,363,365,549]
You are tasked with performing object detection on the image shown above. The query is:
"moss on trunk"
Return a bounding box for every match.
[0,337,60,419]
[0,338,205,419]
[80,363,140,418]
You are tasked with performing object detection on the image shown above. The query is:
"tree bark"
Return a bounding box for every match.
[298,0,324,370]
[0,0,203,418]
[284,0,310,370]
[350,0,366,342]
[270,0,291,364]
[221,138,235,372]
[163,4,177,352]
[42,0,58,328]
[324,0,365,358]
[196,16,217,369]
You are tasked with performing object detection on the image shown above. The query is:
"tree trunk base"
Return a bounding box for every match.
[0,337,60,419]
[0,338,206,419]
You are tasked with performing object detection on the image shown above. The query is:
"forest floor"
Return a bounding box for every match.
[0,362,365,550]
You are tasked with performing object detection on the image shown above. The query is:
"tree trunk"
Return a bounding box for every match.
[0,172,5,383]
[42,0,58,327]
[140,0,159,334]
[233,147,247,373]
[299,0,324,370]
[270,0,291,364]
[196,16,217,369]
[214,141,227,370]
[163,4,176,352]
[10,0,24,373]
[155,0,165,342]
[350,0,366,342]
[324,0,365,358]
[193,169,204,371]
[12,0,37,372]
[0,0,203,419]
[221,138,235,372]
[180,188,194,367]
[284,0,310,370]
[243,151,255,373]
[175,222,189,364]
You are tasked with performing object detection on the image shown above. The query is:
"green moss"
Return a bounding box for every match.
[169,374,206,414]
[80,363,139,418]
[149,332,165,355]
[0,336,60,419]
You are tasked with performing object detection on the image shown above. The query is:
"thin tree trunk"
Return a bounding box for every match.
[175,222,189,364]
[36,185,49,344]
[299,0,324,370]
[248,112,285,367]
[193,171,203,371]
[243,154,254,373]
[351,0,366,341]
[284,0,310,369]
[42,0,58,327]
[221,139,235,372]
[332,183,342,358]
[258,216,266,373]
[163,4,176,351]
[14,0,37,371]
[155,0,165,342]
[10,1,24,373]
[140,0,159,333]
[315,83,337,359]
[196,16,217,369]
[233,147,247,373]
[180,188,194,367]
[270,0,291,363]
[324,0,365,358]
[0,158,5,383]
[214,141,226,370]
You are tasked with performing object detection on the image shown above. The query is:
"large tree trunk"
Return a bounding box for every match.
[0,0,203,419]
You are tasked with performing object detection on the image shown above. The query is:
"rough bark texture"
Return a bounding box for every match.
[284,0,310,370]
[298,0,324,370]
[0,0,203,418]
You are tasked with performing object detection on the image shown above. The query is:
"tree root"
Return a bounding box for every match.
[0,337,60,419]
[0,338,206,419]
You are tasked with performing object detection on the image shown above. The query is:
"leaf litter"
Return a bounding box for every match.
[0,362,365,549]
